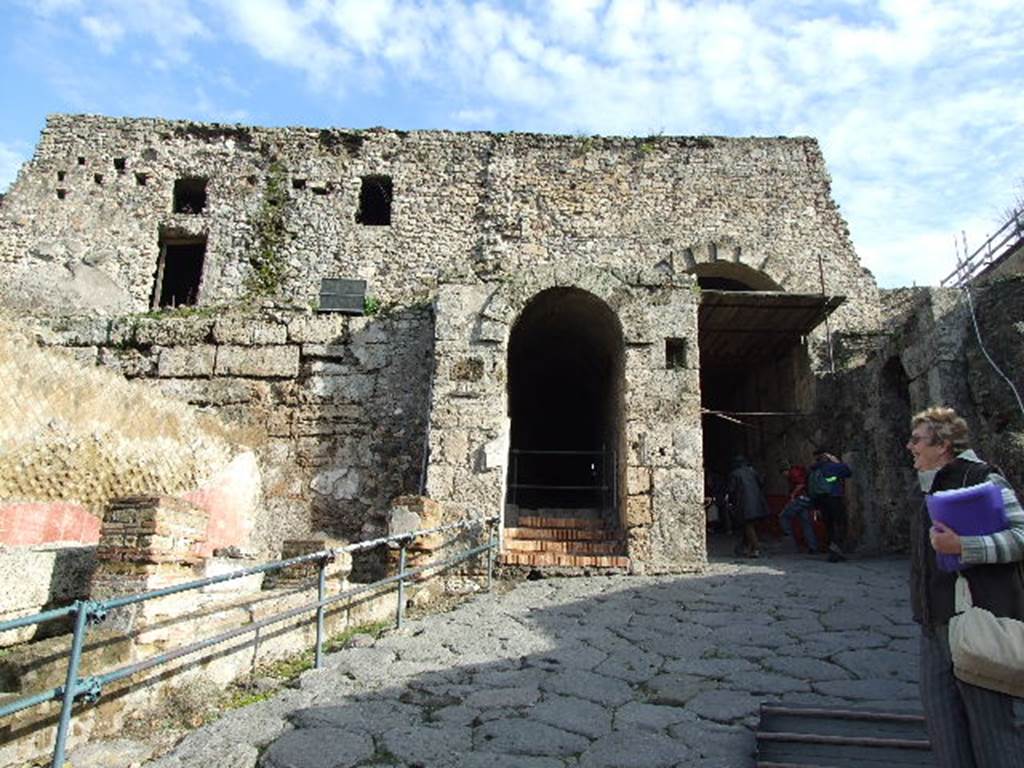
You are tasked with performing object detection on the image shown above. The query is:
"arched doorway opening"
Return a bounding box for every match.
[694,263,842,544]
[505,287,625,528]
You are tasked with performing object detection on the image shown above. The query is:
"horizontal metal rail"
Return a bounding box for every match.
[0,515,498,768]
[941,209,1024,287]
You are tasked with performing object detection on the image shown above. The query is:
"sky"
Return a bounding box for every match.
[1,0,1022,288]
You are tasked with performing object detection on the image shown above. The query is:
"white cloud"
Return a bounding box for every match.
[0,142,31,194]
[80,15,125,54]
[10,0,1022,286]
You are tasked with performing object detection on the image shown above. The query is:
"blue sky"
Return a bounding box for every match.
[1,0,1022,287]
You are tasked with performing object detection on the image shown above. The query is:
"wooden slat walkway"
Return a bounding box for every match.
[756,704,935,767]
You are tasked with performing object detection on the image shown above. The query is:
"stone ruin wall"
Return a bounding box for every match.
[0,115,877,332]
[823,277,1024,553]
[0,114,883,571]
[18,308,434,569]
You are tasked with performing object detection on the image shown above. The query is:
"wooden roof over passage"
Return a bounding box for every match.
[698,290,845,368]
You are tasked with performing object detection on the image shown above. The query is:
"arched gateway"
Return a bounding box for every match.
[504,288,627,566]
[425,270,707,574]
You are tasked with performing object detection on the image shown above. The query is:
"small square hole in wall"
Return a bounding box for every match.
[113,157,126,172]
[77,156,86,166]
[57,171,65,182]
[56,189,67,200]
[135,172,148,186]
[292,178,306,190]
[93,174,103,185]
[173,176,207,214]
[665,338,688,369]
[356,174,392,225]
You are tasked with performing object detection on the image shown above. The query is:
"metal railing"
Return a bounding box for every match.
[507,448,616,513]
[0,516,498,768]
[941,209,1024,287]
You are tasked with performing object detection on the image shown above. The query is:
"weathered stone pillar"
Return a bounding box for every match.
[90,496,208,630]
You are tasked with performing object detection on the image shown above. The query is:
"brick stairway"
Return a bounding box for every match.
[500,507,630,569]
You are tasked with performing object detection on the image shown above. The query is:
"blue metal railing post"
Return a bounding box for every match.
[51,601,92,768]
[314,553,331,669]
[486,519,495,592]
[396,543,407,629]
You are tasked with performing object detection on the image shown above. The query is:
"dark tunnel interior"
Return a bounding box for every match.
[506,288,624,512]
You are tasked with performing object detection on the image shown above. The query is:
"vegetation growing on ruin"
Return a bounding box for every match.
[245,160,291,298]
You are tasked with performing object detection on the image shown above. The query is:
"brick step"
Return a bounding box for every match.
[505,526,622,541]
[503,539,627,555]
[499,552,631,569]
[516,516,609,530]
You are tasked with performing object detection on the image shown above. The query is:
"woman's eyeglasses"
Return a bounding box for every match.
[907,435,932,445]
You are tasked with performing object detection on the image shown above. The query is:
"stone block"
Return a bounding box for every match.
[95,496,208,566]
[302,343,349,358]
[288,315,350,344]
[213,318,287,345]
[133,317,214,346]
[626,494,653,528]
[627,466,651,495]
[157,344,216,377]
[215,345,300,377]
[98,346,156,377]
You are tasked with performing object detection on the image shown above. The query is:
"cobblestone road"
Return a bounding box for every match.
[142,551,919,768]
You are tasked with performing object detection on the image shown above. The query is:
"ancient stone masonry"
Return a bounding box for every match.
[0,114,886,573]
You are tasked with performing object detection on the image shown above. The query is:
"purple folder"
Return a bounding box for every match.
[926,481,1007,572]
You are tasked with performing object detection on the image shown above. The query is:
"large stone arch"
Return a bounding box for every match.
[681,240,788,291]
[426,266,706,573]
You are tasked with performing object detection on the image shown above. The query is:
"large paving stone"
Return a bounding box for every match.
[288,700,423,733]
[261,728,374,768]
[614,701,695,732]
[762,655,853,681]
[813,678,920,701]
[668,718,756,762]
[832,648,919,682]
[643,673,711,705]
[474,718,590,756]
[578,730,691,767]
[539,669,635,706]
[379,723,473,767]
[684,689,762,722]
[528,694,613,739]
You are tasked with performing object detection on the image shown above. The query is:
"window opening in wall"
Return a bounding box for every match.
[135,172,148,186]
[173,176,208,214]
[356,175,392,225]
[152,233,206,309]
[57,171,65,182]
[113,157,126,172]
[56,189,67,200]
[93,174,103,185]
[666,338,688,369]
[292,178,306,190]
[77,156,86,166]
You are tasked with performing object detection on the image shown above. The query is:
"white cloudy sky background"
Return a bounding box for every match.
[1,0,1022,287]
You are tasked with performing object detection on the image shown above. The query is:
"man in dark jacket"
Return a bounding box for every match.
[726,455,770,558]
[907,406,1024,767]
[809,448,852,562]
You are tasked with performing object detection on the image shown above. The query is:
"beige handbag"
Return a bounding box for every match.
[948,574,1024,697]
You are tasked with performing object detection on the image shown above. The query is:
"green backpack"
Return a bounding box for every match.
[808,467,836,499]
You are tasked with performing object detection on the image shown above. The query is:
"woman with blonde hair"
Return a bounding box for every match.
[907,406,1024,767]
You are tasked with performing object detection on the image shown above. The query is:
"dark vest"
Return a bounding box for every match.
[910,458,1024,627]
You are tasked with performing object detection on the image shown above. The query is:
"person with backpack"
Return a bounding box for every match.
[726,455,771,558]
[808,448,852,562]
[779,461,820,554]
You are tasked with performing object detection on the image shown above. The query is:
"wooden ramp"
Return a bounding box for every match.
[756,704,935,767]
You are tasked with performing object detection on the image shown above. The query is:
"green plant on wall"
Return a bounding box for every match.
[245,160,291,297]
[363,295,382,315]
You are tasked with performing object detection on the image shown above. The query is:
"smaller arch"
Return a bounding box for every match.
[690,261,782,291]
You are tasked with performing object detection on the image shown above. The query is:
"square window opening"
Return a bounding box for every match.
[77,156,86,166]
[152,234,206,309]
[93,174,103,185]
[135,172,148,186]
[56,189,67,200]
[292,178,306,190]
[113,157,126,172]
[666,338,688,370]
[57,171,66,182]
[356,175,392,226]
[173,176,208,214]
